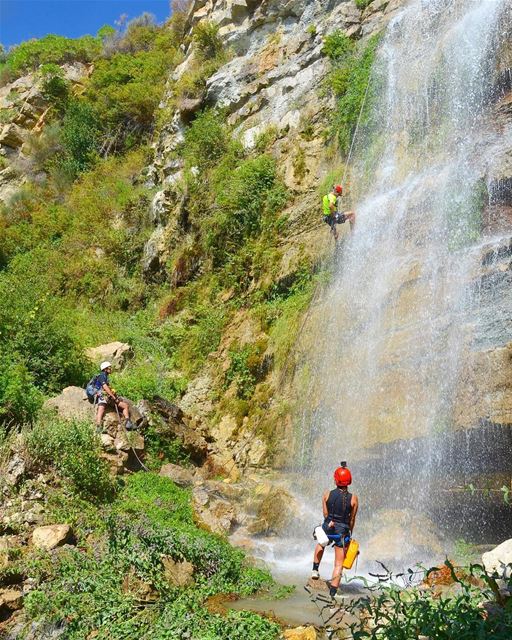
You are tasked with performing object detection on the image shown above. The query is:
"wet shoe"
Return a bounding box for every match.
[311,569,320,580]
[125,420,136,431]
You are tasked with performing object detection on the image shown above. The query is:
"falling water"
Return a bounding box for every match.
[286,0,512,573]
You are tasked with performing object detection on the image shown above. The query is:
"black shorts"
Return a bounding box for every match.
[322,519,350,548]
[324,213,346,229]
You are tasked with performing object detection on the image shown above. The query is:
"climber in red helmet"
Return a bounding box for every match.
[311,462,359,598]
[322,184,355,240]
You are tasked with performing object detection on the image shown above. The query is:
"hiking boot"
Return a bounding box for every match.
[125,419,136,431]
[311,569,320,580]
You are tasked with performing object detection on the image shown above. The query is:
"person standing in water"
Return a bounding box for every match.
[311,463,358,598]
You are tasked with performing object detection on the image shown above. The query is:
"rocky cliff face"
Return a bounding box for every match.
[0,63,91,202]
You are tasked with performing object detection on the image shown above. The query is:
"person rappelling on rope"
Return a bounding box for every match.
[311,462,358,599]
[322,185,355,241]
[86,361,135,433]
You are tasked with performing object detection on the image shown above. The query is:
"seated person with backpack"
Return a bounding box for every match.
[86,361,135,433]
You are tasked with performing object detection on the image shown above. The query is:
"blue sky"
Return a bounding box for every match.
[1,0,171,49]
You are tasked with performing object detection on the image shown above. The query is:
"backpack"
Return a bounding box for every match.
[86,375,100,404]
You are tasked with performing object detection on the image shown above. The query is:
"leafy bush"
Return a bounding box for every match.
[183,109,229,170]
[57,100,100,177]
[4,34,101,78]
[0,356,43,425]
[344,561,512,639]
[26,417,115,500]
[193,21,224,59]
[224,341,267,400]
[0,249,88,395]
[355,0,373,8]
[206,154,288,265]
[40,63,70,112]
[324,32,381,153]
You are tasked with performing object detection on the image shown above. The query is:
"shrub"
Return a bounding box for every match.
[322,30,355,61]
[193,21,224,59]
[26,418,115,500]
[58,100,100,176]
[40,63,70,113]
[4,34,101,78]
[0,356,43,425]
[183,109,229,170]
[329,33,381,153]
[206,155,288,265]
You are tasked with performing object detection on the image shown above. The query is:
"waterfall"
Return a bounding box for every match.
[291,0,512,569]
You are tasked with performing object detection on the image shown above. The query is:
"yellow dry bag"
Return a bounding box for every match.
[342,539,359,570]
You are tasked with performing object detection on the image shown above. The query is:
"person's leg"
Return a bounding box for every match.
[312,543,324,579]
[330,544,345,594]
[96,404,106,430]
[118,399,130,421]
[346,211,356,230]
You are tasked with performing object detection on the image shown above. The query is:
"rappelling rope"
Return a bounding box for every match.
[275,65,376,390]
[340,64,375,195]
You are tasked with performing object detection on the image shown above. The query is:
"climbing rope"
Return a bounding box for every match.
[275,66,376,391]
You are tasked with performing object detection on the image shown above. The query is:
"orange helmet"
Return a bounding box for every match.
[334,184,343,195]
[334,466,352,487]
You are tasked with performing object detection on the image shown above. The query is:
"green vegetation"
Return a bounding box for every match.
[9,467,279,639]
[322,30,381,153]
[26,417,115,501]
[345,561,512,639]
[0,33,101,82]
[355,0,373,9]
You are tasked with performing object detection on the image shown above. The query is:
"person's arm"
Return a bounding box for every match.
[322,490,329,518]
[349,494,358,534]
[329,200,337,213]
[101,382,118,403]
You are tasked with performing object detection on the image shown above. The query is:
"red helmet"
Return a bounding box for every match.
[334,466,352,487]
[334,184,343,195]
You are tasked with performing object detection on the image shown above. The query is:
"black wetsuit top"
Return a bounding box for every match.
[326,488,352,525]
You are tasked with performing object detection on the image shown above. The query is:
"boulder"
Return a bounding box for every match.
[0,123,26,149]
[160,463,194,487]
[0,588,23,619]
[44,386,144,428]
[283,627,317,640]
[192,486,237,535]
[85,342,133,370]
[151,396,209,464]
[44,386,94,422]
[32,524,73,550]
[162,556,194,587]
[482,539,512,578]
[247,485,295,536]
[4,453,25,486]
[114,431,145,454]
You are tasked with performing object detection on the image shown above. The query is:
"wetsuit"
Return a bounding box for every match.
[322,488,352,548]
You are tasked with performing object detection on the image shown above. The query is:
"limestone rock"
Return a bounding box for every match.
[85,342,133,370]
[0,123,26,149]
[151,396,209,464]
[0,588,23,619]
[5,453,26,486]
[205,451,241,482]
[32,524,73,550]
[248,485,296,535]
[114,431,145,453]
[162,556,195,587]
[100,433,115,452]
[44,386,94,422]
[482,539,512,578]
[179,375,215,417]
[160,463,194,487]
[192,486,236,535]
[283,626,317,640]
